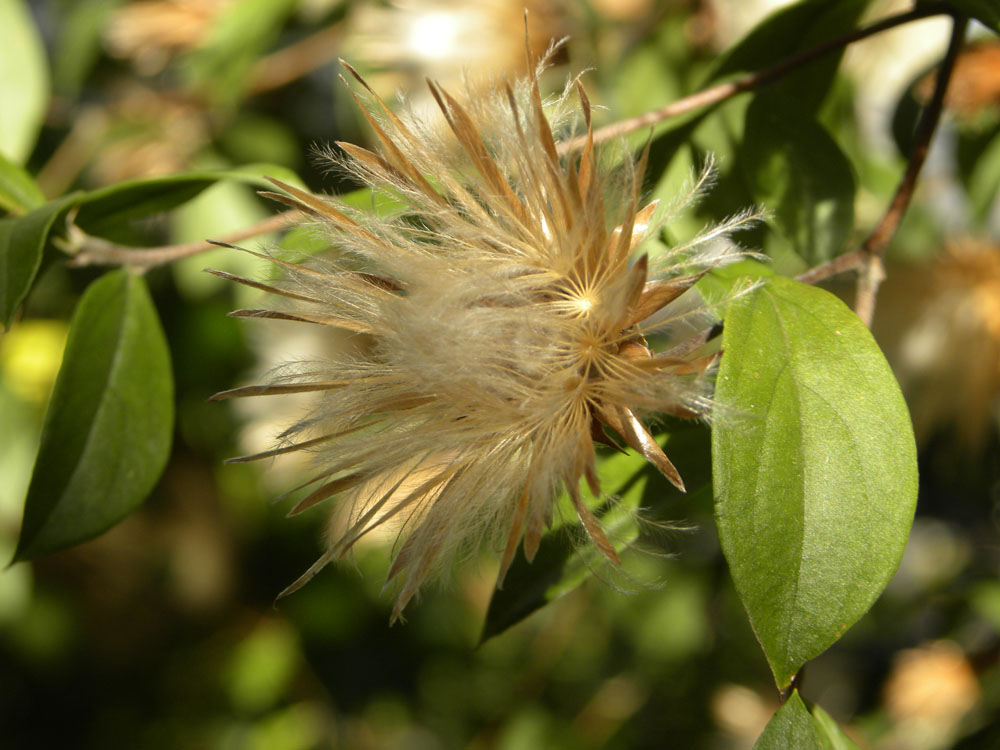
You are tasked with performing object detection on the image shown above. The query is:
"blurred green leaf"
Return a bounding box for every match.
[754,691,824,749]
[219,113,303,171]
[890,66,928,161]
[481,448,655,642]
[713,276,917,688]
[0,0,49,163]
[14,269,174,561]
[338,185,413,216]
[242,702,327,750]
[609,24,684,154]
[969,581,1000,631]
[227,162,307,191]
[811,703,861,749]
[649,1,870,255]
[52,0,120,96]
[742,95,856,264]
[0,194,80,330]
[710,0,872,113]
[279,225,331,256]
[0,151,44,215]
[225,620,302,714]
[945,0,1000,31]
[617,32,681,117]
[183,0,295,104]
[171,179,269,299]
[968,130,1000,222]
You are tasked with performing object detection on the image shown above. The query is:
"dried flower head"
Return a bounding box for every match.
[212,47,756,620]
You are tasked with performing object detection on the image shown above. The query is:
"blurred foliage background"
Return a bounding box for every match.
[1,0,999,747]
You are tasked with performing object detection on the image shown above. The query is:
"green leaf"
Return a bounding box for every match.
[14,270,174,561]
[945,0,1000,32]
[754,692,824,750]
[480,448,654,642]
[811,704,861,750]
[0,150,44,215]
[742,95,856,264]
[72,168,282,238]
[0,194,80,329]
[0,168,296,326]
[755,693,861,749]
[712,276,917,688]
[0,0,49,163]
[892,105,922,169]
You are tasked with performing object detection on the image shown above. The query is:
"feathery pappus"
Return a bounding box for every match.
[210,46,758,621]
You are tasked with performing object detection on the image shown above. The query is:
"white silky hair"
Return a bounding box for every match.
[218,51,763,621]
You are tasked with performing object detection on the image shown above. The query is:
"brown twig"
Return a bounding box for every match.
[558,2,953,153]
[66,209,299,268]
[797,12,968,325]
[853,13,968,325]
[795,250,864,286]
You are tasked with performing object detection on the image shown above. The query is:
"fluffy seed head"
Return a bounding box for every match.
[214,48,757,621]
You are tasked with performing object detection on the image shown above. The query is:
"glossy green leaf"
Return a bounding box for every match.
[0,0,49,163]
[945,0,1000,31]
[0,150,44,215]
[742,95,856,264]
[14,270,174,561]
[0,195,80,329]
[480,448,654,642]
[812,704,861,750]
[713,276,917,688]
[754,692,824,749]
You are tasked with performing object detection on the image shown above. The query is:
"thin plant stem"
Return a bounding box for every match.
[853,13,968,325]
[797,12,968,324]
[65,209,299,268]
[559,2,953,153]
